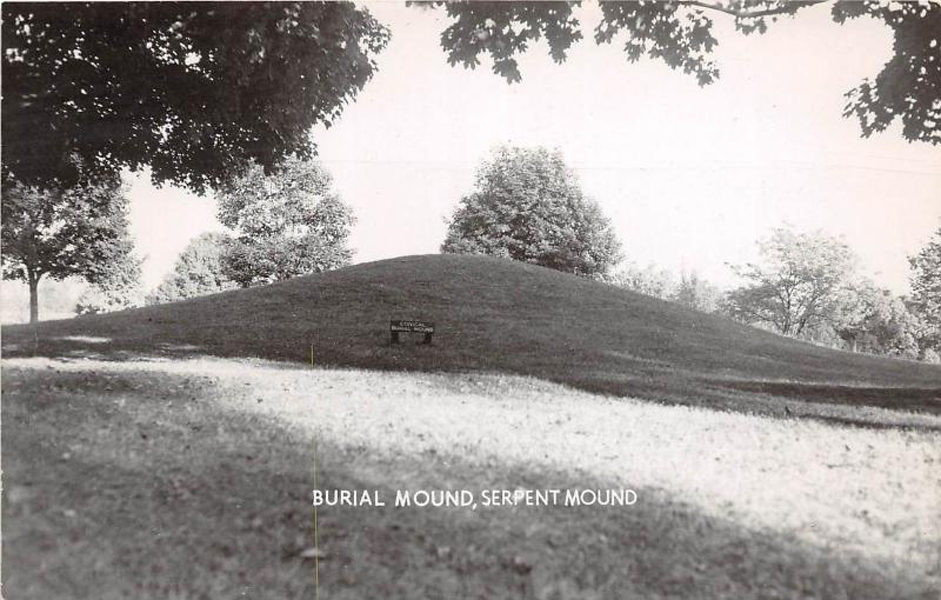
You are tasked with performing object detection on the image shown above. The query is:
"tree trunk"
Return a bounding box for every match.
[28,273,39,324]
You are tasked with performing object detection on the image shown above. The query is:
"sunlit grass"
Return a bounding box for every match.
[3,356,938,598]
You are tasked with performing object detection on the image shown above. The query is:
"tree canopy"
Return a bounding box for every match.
[834,284,925,359]
[673,270,722,314]
[1,2,389,192]
[428,0,940,145]
[608,262,678,300]
[909,226,941,352]
[147,232,236,305]
[442,146,622,276]
[217,157,356,287]
[1,170,137,322]
[3,1,935,199]
[608,263,721,313]
[74,251,144,315]
[726,227,858,338]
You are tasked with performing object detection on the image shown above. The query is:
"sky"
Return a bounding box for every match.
[128,1,941,294]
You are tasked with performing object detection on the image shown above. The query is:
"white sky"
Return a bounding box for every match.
[128,1,941,294]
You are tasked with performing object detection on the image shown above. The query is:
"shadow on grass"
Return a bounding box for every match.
[4,328,940,433]
[320,454,936,600]
[803,412,941,433]
[2,362,936,599]
[2,365,320,600]
[2,337,209,362]
[712,380,941,414]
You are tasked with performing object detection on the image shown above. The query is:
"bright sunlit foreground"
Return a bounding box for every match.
[3,355,938,599]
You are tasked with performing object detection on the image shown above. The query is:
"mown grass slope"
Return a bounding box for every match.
[4,254,939,416]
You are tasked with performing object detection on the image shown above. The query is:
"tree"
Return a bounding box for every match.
[2,3,389,192]
[426,1,940,145]
[3,1,935,197]
[0,277,87,324]
[834,282,924,358]
[5,2,933,199]
[607,263,722,312]
[673,270,722,313]
[147,232,236,305]
[1,172,137,323]
[859,294,924,359]
[441,146,622,276]
[726,227,858,338]
[608,263,677,300]
[75,252,144,315]
[216,157,355,287]
[909,226,941,352]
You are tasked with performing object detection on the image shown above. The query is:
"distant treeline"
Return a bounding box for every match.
[602,240,940,364]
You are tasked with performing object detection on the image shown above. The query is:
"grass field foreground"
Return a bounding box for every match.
[3,355,939,599]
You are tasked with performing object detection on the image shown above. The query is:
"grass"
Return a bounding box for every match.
[4,356,939,599]
[3,254,940,598]
[3,254,940,421]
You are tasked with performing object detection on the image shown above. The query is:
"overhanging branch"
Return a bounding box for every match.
[683,0,828,19]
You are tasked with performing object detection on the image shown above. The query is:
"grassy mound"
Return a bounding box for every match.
[4,254,939,415]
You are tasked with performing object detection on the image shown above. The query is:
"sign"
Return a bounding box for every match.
[390,320,435,344]
[390,320,435,333]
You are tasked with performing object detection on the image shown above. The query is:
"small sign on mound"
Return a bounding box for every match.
[390,319,434,345]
